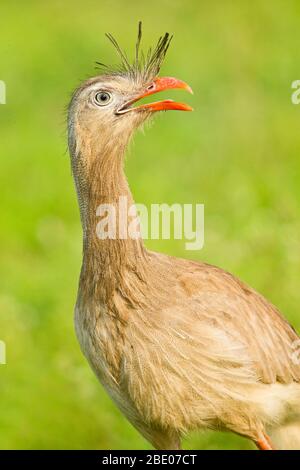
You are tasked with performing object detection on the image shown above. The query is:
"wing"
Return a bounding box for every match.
[175,259,300,384]
[122,253,300,432]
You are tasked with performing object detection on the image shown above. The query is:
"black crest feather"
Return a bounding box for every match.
[96,21,173,82]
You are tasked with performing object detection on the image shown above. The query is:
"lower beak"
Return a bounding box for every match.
[137,99,192,112]
[119,76,193,113]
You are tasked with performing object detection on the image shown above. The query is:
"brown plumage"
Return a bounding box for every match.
[68,25,300,450]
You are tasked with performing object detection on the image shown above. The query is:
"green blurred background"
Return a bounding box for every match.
[1,0,300,450]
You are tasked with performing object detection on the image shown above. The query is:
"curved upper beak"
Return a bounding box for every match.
[117,76,193,114]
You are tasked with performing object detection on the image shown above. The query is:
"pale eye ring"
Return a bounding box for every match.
[94,91,112,106]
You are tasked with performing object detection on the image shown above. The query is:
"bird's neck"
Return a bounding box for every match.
[71,134,148,302]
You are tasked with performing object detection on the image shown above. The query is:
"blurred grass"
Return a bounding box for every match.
[0,0,300,450]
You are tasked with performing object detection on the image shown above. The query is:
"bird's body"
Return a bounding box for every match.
[68,26,300,449]
[75,247,300,449]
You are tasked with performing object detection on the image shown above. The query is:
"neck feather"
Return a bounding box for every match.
[70,129,148,303]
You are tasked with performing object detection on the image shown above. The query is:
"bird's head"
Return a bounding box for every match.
[68,23,193,161]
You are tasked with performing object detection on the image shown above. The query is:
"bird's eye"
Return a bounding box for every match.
[94,91,112,106]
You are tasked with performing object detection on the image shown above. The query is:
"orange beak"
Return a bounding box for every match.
[117,77,193,114]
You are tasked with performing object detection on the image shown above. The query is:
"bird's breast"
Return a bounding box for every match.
[74,299,124,388]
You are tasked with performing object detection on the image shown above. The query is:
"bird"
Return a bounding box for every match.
[67,23,300,450]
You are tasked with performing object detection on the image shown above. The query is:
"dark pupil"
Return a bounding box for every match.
[99,93,108,102]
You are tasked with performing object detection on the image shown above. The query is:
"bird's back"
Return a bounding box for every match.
[147,251,300,384]
[120,251,300,441]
